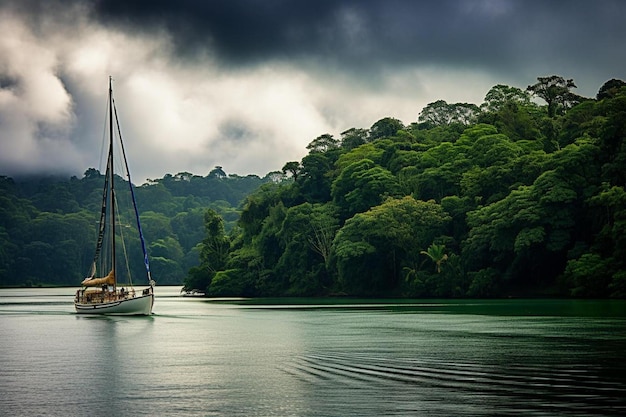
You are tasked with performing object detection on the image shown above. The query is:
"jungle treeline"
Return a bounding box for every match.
[0,168,270,287]
[185,76,626,298]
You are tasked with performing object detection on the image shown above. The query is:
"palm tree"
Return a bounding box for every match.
[420,244,448,273]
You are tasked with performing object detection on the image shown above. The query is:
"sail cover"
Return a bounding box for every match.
[81,270,115,287]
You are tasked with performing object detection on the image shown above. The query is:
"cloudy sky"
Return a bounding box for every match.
[0,0,624,183]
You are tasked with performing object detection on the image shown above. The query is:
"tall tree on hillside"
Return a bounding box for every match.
[526,75,582,118]
[306,134,340,153]
[482,84,532,113]
[184,209,230,291]
[419,100,480,127]
[369,117,404,140]
[208,166,227,179]
[419,100,452,126]
[420,244,449,273]
[596,79,626,100]
[340,128,368,150]
[299,148,343,203]
[282,161,302,181]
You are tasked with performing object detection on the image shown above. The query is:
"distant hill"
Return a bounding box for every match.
[0,169,274,286]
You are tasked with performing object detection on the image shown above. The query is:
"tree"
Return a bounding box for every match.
[597,79,626,100]
[201,209,230,272]
[563,253,613,297]
[419,100,453,126]
[308,204,340,269]
[335,143,385,171]
[208,166,227,178]
[463,140,599,294]
[298,152,338,203]
[306,134,340,153]
[208,269,250,296]
[238,183,283,239]
[466,133,522,168]
[526,75,581,118]
[265,171,285,184]
[596,86,626,186]
[272,203,338,295]
[412,138,472,201]
[482,84,532,113]
[150,237,184,263]
[420,244,449,273]
[256,201,287,272]
[333,197,450,295]
[415,160,468,201]
[150,256,185,285]
[331,159,400,219]
[369,117,404,140]
[581,185,626,297]
[418,100,480,127]
[452,103,482,125]
[183,209,230,291]
[4,76,626,296]
[281,161,302,181]
[480,85,541,142]
[340,127,368,149]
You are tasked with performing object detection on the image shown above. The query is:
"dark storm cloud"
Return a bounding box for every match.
[219,119,255,144]
[92,0,346,62]
[85,0,626,78]
[5,0,625,91]
[1,0,624,181]
[89,0,352,58]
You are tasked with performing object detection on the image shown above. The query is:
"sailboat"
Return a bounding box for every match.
[74,77,155,315]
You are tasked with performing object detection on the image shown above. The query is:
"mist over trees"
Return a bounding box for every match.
[2,76,625,298]
[0,169,269,286]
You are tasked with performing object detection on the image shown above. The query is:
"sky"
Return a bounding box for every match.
[0,0,624,183]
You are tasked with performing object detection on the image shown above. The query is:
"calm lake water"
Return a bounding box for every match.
[1,287,625,416]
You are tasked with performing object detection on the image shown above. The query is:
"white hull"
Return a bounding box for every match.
[75,293,153,315]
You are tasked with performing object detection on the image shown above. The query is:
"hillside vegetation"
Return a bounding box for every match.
[0,168,269,286]
[186,76,626,298]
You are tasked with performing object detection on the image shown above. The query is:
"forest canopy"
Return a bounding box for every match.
[0,169,270,286]
[186,76,626,298]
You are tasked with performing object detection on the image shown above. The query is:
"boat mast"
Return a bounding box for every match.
[108,76,116,290]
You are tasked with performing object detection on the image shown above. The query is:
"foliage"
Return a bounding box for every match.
[182,209,230,291]
[333,197,450,295]
[0,171,268,286]
[331,159,401,220]
[418,100,481,127]
[420,244,449,273]
[193,76,624,298]
[527,75,584,118]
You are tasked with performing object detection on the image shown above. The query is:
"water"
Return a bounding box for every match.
[1,287,625,416]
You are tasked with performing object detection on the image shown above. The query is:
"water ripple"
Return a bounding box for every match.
[282,352,626,415]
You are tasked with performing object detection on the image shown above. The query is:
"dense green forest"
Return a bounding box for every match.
[184,76,626,298]
[0,168,271,286]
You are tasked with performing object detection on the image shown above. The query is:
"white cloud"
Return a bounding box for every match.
[0,11,77,174]
[0,5,348,181]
